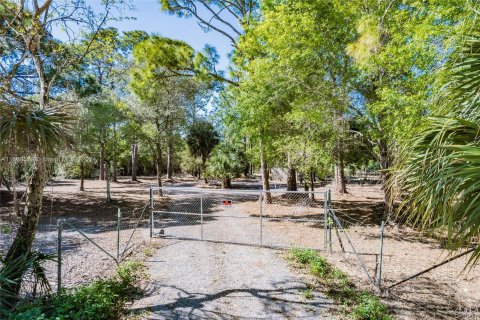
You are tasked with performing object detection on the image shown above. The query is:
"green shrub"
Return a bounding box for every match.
[287,248,392,320]
[289,248,318,264]
[352,292,392,320]
[3,261,143,320]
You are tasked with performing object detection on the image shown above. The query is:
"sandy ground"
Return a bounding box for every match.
[131,240,333,319]
[1,176,479,319]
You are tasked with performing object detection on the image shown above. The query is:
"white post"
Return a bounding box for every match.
[259,191,263,245]
[377,220,385,289]
[200,194,204,240]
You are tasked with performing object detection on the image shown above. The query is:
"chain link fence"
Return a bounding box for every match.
[150,187,328,250]
[0,201,150,299]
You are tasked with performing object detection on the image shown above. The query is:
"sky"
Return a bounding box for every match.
[54,0,235,71]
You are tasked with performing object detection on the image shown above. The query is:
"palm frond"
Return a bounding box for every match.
[392,28,480,266]
[0,251,55,309]
[0,106,74,158]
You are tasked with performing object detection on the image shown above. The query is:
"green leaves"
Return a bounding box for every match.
[0,106,73,157]
[186,120,220,162]
[395,116,480,264]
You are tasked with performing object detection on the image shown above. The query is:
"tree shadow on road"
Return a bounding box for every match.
[131,281,333,320]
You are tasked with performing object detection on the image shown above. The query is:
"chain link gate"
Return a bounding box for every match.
[149,187,329,250]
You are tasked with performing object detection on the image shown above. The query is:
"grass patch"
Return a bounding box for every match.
[302,288,314,299]
[143,247,154,257]
[2,260,144,320]
[288,248,392,320]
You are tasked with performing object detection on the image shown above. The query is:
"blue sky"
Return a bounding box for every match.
[54,0,235,71]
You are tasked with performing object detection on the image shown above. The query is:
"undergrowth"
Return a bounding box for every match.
[2,260,144,320]
[288,248,392,320]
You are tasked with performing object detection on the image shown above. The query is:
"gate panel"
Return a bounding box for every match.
[151,187,326,250]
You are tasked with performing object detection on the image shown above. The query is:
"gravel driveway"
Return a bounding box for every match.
[131,203,333,320]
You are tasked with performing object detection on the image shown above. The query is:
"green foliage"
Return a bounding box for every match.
[2,261,143,320]
[393,28,480,266]
[0,106,73,157]
[352,292,392,320]
[0,252,54,310]
[288,248,391,320]
[206,142,246,186]
[186,120,220,163]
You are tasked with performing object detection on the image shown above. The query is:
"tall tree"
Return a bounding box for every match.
[186,120,220,183]
[0,0,126,306]
[160,0,259,47]
[345,0,471,212]
[393,26,480,265]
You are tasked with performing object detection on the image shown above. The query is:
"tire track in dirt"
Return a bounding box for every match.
[131,210,334,319]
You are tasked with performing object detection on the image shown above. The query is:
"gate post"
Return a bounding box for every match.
[324,191,328,251]
[149,186,154,238]
[259,191,263,245]
[57,219,63,294]
[116,208,121,261]
[377,220,385,289]
[327,190,332,254]
[200,193,204,240]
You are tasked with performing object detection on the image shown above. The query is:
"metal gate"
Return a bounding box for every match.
[149,187,329,250]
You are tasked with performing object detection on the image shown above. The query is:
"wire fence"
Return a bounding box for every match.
[150,187,327,250]
[0,201,150,299]
[2,183,480,317]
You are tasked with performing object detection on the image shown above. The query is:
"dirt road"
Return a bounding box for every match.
[131,239,333,319]
[131,199,333,320]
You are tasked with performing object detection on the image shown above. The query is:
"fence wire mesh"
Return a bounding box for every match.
[0,200,150,299]
[151,187,327,250]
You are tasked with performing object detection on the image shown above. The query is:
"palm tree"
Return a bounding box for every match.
[393,32,480,265]
[0,105,72,307]
[206,144,245,188]
[186,120,220,184]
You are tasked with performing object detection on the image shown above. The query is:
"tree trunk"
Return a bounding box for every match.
[2,157,46,308]
[99,143,105,181]
[112,159,117,183]
[222,176,232,189]
[378,139,393,217]
[80,160,85,191]
[310,168,315,200]
[131,143,138,181]
[333,136,347,194]
[332,107,347,194]
[202,158,208,184]
[112,123,118,182]
[260,142,271,204]
[167,138,173,180]
[287,154,297,191]
[243,137,249,178]
[106,161,112,202]
[156,159,162,188]
[334,162,346,194]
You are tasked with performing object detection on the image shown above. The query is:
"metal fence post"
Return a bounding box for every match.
[200,193,204,240]
[377,220,385,289]
[259,191,263,245]
[57,219,63,295]
[149,186,153,209]
[117,208,121,261]
[327,189,332,254]
[324,191,328,251]
[149,186,153,238]
[328,213,333,254]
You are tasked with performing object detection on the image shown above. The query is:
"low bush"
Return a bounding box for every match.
[3,261,143,320]
[288,248,392,320]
